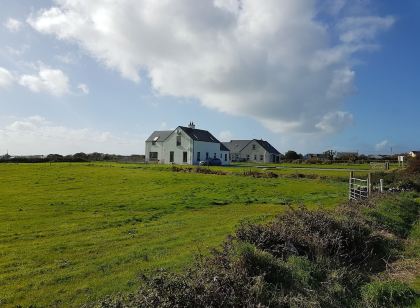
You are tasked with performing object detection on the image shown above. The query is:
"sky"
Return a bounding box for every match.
[0,0,419,156]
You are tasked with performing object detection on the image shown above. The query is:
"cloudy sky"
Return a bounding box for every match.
[0,0,419,155]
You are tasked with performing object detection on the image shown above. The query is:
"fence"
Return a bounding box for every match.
[369,162,390,170]
[349,171,371,201]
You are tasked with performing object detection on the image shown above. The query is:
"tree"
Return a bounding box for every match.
[284,150,300,160]
[323,150,336,160]
[73,152,88,161]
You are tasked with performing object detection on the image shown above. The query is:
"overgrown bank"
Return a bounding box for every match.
[91,192,419,307]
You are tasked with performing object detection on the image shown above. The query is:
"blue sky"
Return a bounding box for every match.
[0,0,418,155]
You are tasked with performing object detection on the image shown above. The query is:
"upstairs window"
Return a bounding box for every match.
[252,144,256,150]
[176,135,181,146]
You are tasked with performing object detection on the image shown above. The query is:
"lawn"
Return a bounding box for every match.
[0,163,348,306]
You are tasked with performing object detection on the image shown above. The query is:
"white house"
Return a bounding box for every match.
[145,122,230,165]
[408,151,420,158]
[222,139,281,163]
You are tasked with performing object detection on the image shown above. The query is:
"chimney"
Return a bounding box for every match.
[188,121,196,129]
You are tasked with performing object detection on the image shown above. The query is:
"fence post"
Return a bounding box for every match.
[349,171,354,201]
[368,173,371,197]
[380,179,383,193]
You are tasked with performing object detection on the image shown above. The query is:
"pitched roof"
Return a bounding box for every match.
[220,143,230,152]
[146,130,173,142]
[255,139,280,155]
[222,140,252,152]
[179,126,220,143]
[223,139,280,155]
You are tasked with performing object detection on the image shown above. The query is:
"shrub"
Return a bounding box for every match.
[361,280,416,307]
[407,156,420,174]
[235,208,396,270]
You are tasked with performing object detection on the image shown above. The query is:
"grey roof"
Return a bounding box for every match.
[220,143,230,152]
[223,139,280,155]
[179,126,220,143]
[222,140,252,152]
[146,130,173,142]
[255,139,280,155]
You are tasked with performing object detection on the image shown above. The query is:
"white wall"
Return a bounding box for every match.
[162,128,193,164]
[145,141,165,163]
[241,140,267,163]
[193,141,230,165]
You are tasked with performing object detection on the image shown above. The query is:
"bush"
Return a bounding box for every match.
[235,208,396,270]
[361,280,416,307]
[407,156,420,174]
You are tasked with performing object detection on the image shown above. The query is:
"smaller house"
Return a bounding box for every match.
[222,139,281,163]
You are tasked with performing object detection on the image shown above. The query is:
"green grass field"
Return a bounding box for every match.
[0,163,350,306]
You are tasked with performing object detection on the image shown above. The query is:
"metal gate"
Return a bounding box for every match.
[349,172,371,201]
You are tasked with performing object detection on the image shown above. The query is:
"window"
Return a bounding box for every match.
[247,154,250,160]
[220,153,222,159]
[252,144,256,150]
[183,151,188,162]
[149,152,158,161]
[206,152,209,159]
[152,136,159,145]
[170,151,174,163]
[254,154,257,160]
[225,153,227,161]
[260,155,264,161]
[176,135,181,146]
[197,152,201,161]
[214,153,216,158]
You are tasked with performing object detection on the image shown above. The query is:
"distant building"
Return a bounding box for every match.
[408,151,420,158]
[145,122,230,165]
[304,153,324,160]
[222,139,281,163]
[334,152,358,160]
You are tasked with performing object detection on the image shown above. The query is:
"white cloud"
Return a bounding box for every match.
[0,67,14,89]
[338,16,395,44]
[375,139,389,151]
[19,67,70,96]
[0,116,145,155]
[77,83,89,94]
[28,0,394,134]
[315,111,353,133]
[219,130,234,141]
[4,18,23,32]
